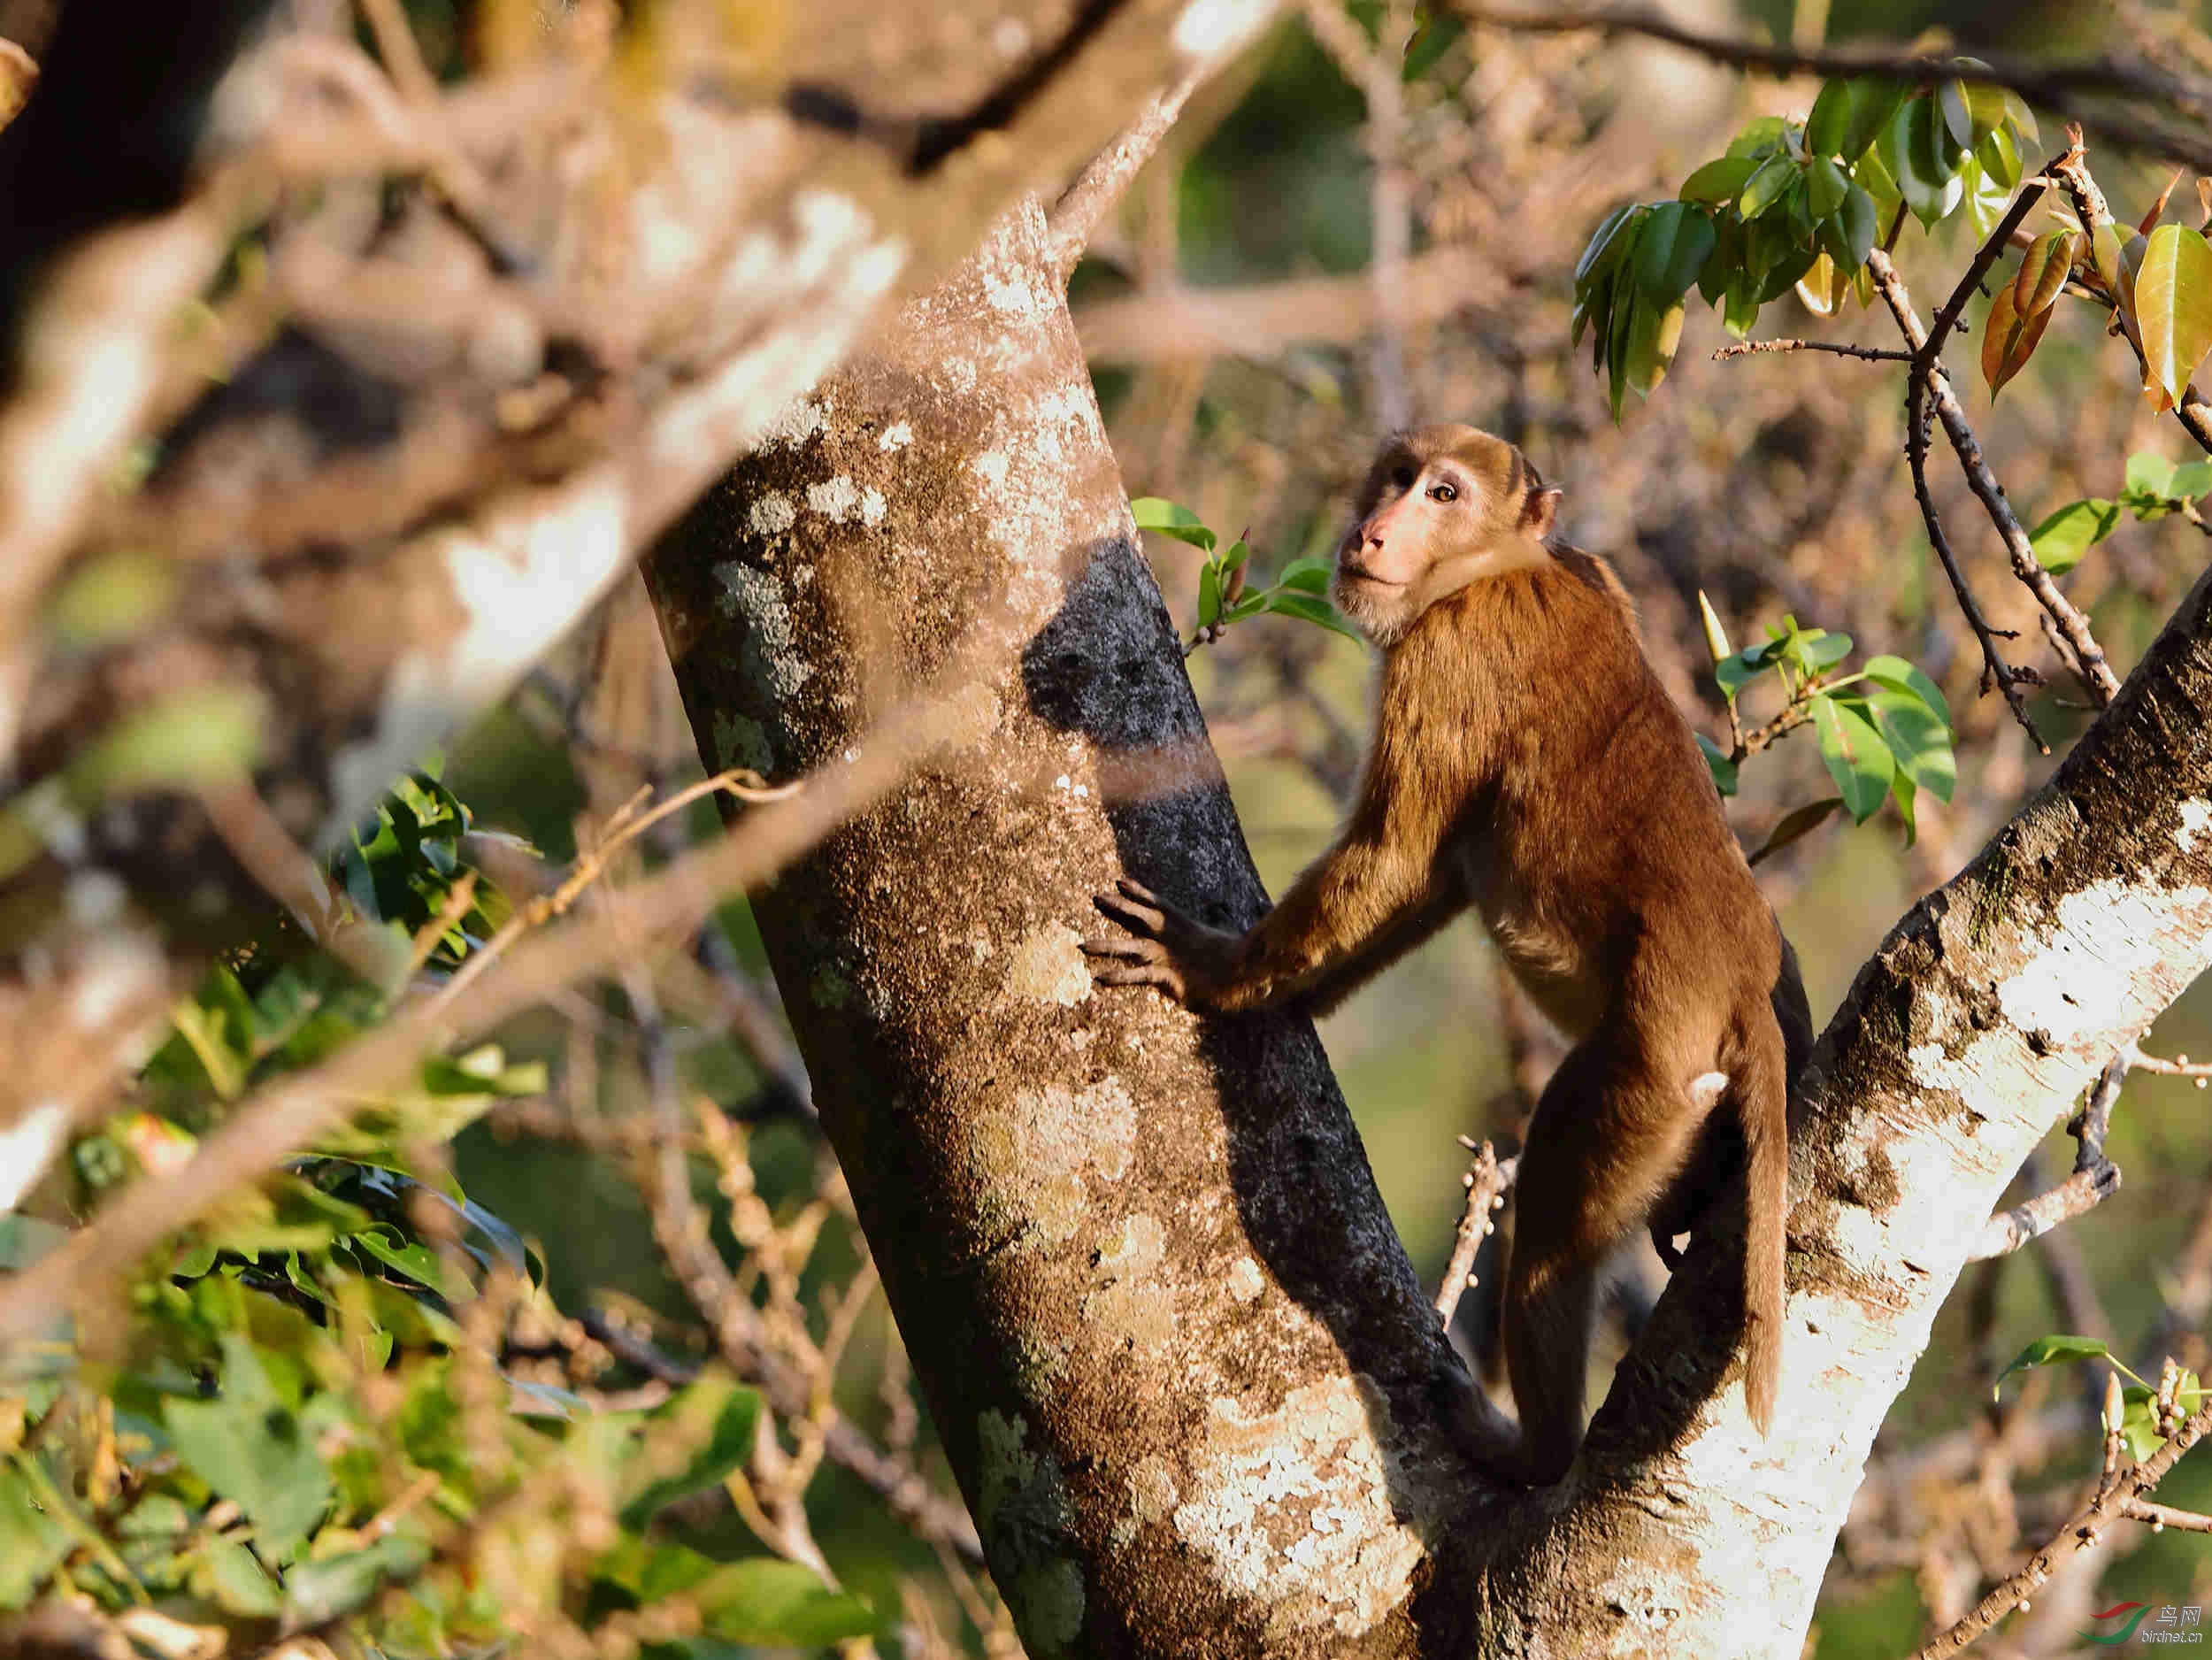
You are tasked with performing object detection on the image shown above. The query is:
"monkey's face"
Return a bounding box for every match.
[1333,425,1562,646]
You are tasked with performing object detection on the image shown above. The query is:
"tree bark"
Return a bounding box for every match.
[643,196,2212,1660]
[645,198,1479,1657]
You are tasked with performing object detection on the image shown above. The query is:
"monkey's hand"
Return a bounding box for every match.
[1081,878,1246,1009]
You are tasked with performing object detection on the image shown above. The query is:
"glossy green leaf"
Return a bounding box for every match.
[1747,797,1842,867]
[1700,213,1743,307]
[1961,157,2009,241]
[1811,694,1894,821]
[1805,81,1854,158]
[693,1558,879,1645]
[2136,223,2212,405]
[2025,499,2120,574]
[2170,460,2212,498]
[1276,555,1333,596]
[2126,450,2178,506]
[1262,589,1364,641]
[1962,81,2009,144]
[618,1379,764,1531]
[1976,122,2021,190]
[1886,96,1962,227]
[284,1536,427,1627]
[1739,154,1798,219]
[1634,203,1716,304]
[1696,733,1739,797]
[1808,156,1849,219]
[1679,156,1757,206]
[1726,116,1788,160]
[1863,689,1955,803]
[164,1334,333,1562]
[1196,558,1221,629]
[1850,141,1903,228]
[1890,769,1918,847]
[1573,203,1644,288]
[1819,184,1878,272]
[1128,498,1216,552]
[1993,1333,2141,1400]
[1623,296,1686,396]
[1715,642,1781,700]
[1937,80,1974,151]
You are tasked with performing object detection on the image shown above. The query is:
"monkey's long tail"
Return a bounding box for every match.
[1739,1022,1790,1436]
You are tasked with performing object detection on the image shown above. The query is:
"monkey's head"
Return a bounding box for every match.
[1333,424,1563,646]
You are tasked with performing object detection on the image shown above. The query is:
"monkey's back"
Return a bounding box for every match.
[1415,550,1785,1055]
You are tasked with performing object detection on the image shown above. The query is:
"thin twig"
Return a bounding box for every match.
[1435,1138,1517,1324]
[1714,338,1912,364]
[2125,1498,2212,1533]
[1919,178,2053,373]
[1909,1394,2212,1658]
[1865,250,2051,749]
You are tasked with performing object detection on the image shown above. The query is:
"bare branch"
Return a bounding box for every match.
[1048,60,1210,281]
[1970,1162,2123,1260]
[1713,337,1912,365]
[1435,1137,1517,1325]
[1447,2,2212,172]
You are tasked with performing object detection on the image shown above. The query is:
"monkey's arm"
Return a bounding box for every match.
[1083,752,1468,1013]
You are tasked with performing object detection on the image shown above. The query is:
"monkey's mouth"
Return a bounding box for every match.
[1336,564,1403,590]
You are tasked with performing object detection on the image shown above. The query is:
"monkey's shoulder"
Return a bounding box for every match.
[1543,542,1638,631]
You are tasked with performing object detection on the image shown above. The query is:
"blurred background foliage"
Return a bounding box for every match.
[10,0,2212,1652]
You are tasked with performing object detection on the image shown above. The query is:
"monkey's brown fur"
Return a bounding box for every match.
[1085,423,1812,1484]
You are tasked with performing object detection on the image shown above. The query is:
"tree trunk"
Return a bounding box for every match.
[643,196,2212,1656]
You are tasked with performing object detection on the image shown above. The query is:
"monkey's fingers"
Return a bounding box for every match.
[1116,876,1165,908]
[1087,959,1186,998]
[1093,888,1168,934]
[1078,934,1160,963]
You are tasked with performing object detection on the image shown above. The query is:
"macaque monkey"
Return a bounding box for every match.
[1084,424,1813,1484]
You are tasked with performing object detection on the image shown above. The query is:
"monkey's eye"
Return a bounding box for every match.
[1391,465,1416,488]
[1428,482,1457,503]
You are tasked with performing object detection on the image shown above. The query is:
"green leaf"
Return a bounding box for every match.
[1804,80,1854,158]
[1859,655,1952,726]
[1890,770,1918,847]
[1863,689,1955,803]
[1739,154,1797,219]
[1572,203,1644,288]
[2126,450,2178,514]
[1811,694,1894,822]
[163,1333,334,1562]
[1276,556,1333,596]
[195,1535,285,1617]
[1623,296,1686,396]
[692,1558,879,1646]
[350,1226,463,1299]
[1807,157,1849,219]
[1977,122,2021,190]
[1196,559,1222,630]
[1262,589,1364,642]
[1839,80,1909,163]
[1679,156,1757,206]
[1747,797,1842,867]
[284,1535,427,1627]
[2170,460,2212,499]
[1993,1333,2143,1399]
[0,1461,70,1609]
[2136,224,2212,406]
[2026,499,2120,574]
[1715,642,1780,700]
[1937,80,1974,151]
[1886,96,1962,227]
[1818,184,1878,273]
[1786,627,1853,676]
[1402,13,1464,78]
[1726,116,1787,160]
[1128,498,1216,552]
[1634,203,1716,304]
[618,1379,764,1532]
[1696,733,1738,796]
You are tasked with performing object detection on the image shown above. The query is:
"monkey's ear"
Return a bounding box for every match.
[1520,487,1562,541]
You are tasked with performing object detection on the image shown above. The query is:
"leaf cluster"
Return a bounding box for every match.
[1572,75,2036,415]
[1131,497,1363,646]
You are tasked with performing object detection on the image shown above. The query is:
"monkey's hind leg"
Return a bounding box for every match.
[1500,1035,1717,1484]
